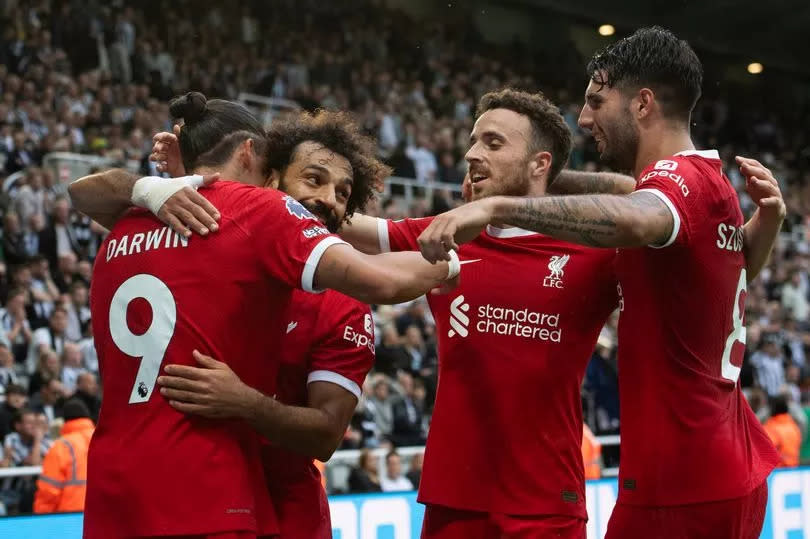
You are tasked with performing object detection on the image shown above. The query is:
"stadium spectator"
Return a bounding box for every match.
[0,408,52,513]
[28,378,65,427]
[0,342,19,391]
[764,394,801,467]
[380,450,414,492]
[751,332,787,398]
[59,342,85,394]
[364,375,395,440]
[407,452,423,489]
[34,398,94,514]
[73,372,101,423]
[27,349,61,398]
[0,384,27,441]
[347,448,382,493]
[0,288,32,365]
[26,305,69,374]
[391,372,427,447]
[374,324,410,377]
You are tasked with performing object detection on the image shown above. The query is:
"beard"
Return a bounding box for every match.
[302,200,341,233]
[599,110,639,173]
[470,160,531,201]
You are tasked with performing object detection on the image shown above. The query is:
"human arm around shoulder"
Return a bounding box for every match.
[549,169,636,195]
[69,170,220,235]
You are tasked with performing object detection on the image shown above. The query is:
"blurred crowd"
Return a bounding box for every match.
[0,0,807,505]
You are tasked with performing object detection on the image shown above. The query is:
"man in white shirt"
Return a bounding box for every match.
[380,450,415,492]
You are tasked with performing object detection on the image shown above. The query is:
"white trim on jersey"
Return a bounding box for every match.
[302,236,349,293]
[307,370,362,398]
[377,218,391,253]
[485,225,538,238]
[674,149,720,160]
[643,188,681,249]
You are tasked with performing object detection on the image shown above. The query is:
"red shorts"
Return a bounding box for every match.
[421,504,586,539]
[272,479,331,539]
[136,534,273,539]
[605,480,768,539]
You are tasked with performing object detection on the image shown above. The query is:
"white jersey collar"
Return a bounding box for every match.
[674,149,720,159]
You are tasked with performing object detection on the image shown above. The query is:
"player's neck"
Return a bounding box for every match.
[633,127,695,179]
[194,165,264,187]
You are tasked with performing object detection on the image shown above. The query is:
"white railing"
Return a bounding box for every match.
[0,466,41,479]
[323,435,621,492]
[383,177,463,208]
[237,93,301,127]
[0,435,620,486]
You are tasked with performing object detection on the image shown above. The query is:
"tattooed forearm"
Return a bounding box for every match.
[493,192,673,248]
[551,170,636,195]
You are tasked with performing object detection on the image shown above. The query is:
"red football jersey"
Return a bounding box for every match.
[381,218,618,517]
[85,181,346,538]
[614,150,779,506]
[262,290,374,538]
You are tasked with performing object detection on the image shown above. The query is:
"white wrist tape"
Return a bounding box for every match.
[131,175,204,214]
[447,250,461,279]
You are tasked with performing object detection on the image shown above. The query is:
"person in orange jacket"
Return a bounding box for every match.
[34,398,95,513]
[582,423,602,480]
[764,394,801,467]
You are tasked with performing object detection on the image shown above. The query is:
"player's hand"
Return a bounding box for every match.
[155,174,222,237]
[461,173,472,203]
[417,199,494,263]
[149,125,186,177]
[430,273,460,295]
[157,351,256,419]
[736,156,786,222]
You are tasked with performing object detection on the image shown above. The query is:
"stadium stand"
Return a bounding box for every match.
[0,0,806,515]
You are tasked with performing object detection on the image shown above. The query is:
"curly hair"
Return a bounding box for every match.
[587,26,703,122]
[264,110,391,221]
[476,88,572,183]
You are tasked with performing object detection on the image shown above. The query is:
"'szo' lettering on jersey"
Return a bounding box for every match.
[716,223,744,252]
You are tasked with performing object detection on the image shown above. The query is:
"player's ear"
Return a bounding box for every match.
[528,150,552,192]
[264,169,281,189]
[636,88,654,120]
[240,138,255,169]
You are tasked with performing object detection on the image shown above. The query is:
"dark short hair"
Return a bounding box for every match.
[63,398,91,421]
[586,26,703,122]
[264,110,391,221]
[386,450,400,462]
[12,407,34,425]
[169,92,268,174]
[476,88,572,184]
[5,383,26,396]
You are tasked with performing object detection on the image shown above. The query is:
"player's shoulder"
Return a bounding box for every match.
[319,289,373,322]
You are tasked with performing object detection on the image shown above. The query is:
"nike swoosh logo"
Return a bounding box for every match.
[286,322,298,334]
[459,259,482,265]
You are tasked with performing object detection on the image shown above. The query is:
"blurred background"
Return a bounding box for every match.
[0,0,807,535]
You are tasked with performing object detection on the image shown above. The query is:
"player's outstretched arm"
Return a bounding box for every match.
[417,192,673,262]
[339,213,384,254]
[68,169,141,230]
[314,244,457,304]
[69,170,220,235]
[158,352,356,461]
[737,156,786,282]
[549,170,636,195]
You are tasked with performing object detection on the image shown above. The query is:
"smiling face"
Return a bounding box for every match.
[578,74,640,173]
[464,108,537,201]
[276,141,353,233]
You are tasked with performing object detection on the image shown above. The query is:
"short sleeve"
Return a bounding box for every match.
[238,188,348,293]
[635,157,705,248]
[379,217,435,253]
[307,294,375,400]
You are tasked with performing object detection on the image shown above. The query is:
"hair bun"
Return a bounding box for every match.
[169,91,208,124]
